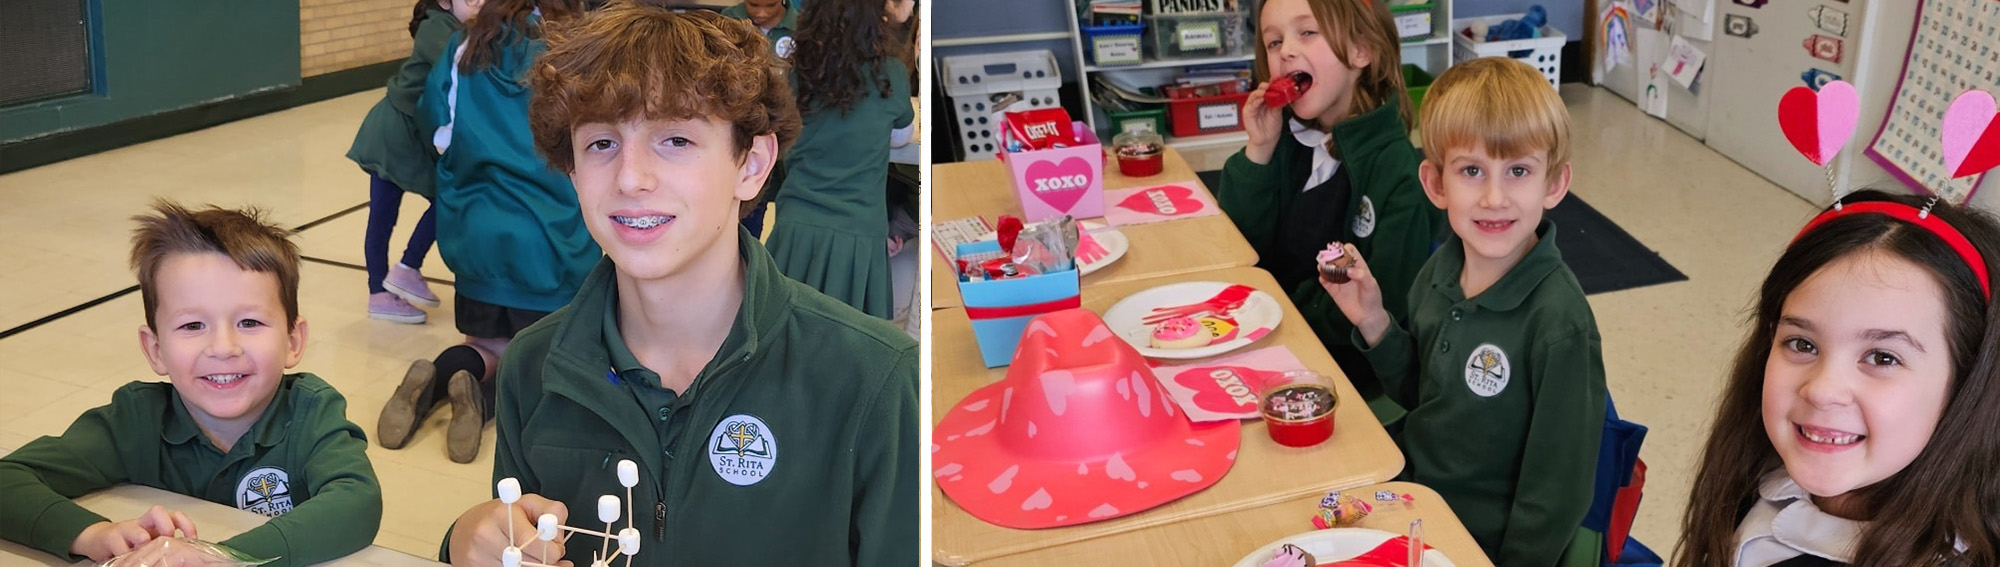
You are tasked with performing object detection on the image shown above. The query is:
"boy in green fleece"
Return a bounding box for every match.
[439,5,916,567]
[1323,57,1607,567]
[0,202,382,567]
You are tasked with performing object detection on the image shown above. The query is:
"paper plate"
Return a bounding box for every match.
[1102,281,1282,360]
[1231,528,1457,567]
[978,220,1128,276]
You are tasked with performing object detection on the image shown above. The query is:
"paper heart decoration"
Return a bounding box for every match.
[1116,184,1207,217]
[1777,80,1860,166]
[1170,365,1281,415]
[1023,157,1096,213]
[1942,90,2000,179]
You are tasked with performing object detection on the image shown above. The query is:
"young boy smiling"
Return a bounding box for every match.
[440,5,917,566]
[0,202,381,567]
[1322,57,1608,567]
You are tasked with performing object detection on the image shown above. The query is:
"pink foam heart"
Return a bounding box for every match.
[1943,90,2000,179]
[1777,80,1860,166]
[1023,157,1096,214]
[1115,185,1206,216]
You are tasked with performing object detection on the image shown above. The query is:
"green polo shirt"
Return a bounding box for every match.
[720,3,799,59]
[0,374,382,567]
[1357,220,1606,567]
[444,229,917,566]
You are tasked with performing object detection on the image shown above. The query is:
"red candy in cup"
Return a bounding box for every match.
[1261,370,1337,447]
[1263,73,1312,108]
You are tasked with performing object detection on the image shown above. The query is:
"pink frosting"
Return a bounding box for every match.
[1316,244,1345,264]
[1152,316,1199,340]
[1264,544,1312,567]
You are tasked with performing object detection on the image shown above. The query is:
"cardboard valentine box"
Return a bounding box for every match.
[956,241,1082,367]
[999,121,1107,221]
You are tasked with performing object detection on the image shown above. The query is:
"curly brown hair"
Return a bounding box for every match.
[792,0,908,114]
[527,2,802,173]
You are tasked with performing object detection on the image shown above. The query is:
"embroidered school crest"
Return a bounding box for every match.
[709,414,778,486]
[1464,344,1510,397]
[774,36,796,59]
[1352,196,1377,237]
[235,467,294,517]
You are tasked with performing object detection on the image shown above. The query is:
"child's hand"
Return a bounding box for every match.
[450,494,572,567]
[106,536,222,567]
[71,506,199,562]
[1241,82,1286,165]
[887,235,907,257]
[1320,244,1391,346]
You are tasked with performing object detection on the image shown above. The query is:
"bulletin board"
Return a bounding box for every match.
[1863,0,2000,204]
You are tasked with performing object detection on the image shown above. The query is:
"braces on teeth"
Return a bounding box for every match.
[616,216,669,229]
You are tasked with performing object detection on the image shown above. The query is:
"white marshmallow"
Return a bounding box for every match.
[598,495,621,524]
[501,546,521,567]
[617,460,639,488]
[617,528,641,555]
[497,478,522,504]
[537,514,559,541]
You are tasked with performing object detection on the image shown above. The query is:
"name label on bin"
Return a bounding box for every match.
[1178,24,1221,51]
[1093,36,1142,65]
[1198,103,1240,130]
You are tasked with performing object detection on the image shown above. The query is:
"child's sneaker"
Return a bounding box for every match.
[369,292,426,324]
[384,263,442,308]
[378,359,439,449]
[446,370,486,464]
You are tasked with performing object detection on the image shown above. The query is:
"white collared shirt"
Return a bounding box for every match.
[1734,471,1862,567]
[1288,119,1341,193]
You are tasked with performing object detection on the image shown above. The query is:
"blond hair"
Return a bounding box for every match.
[1252,0,1412,129]
[1418,57,1570,169]
[527,2,802,172]
[129,200,301,331]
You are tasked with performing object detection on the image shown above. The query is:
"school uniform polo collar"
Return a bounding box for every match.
[1755,472,1861,564]
[1428,220,1564,311]
[1284,99,1405,193]
[161,377,295,451]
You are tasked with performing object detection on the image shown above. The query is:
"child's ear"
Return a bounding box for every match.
[284,318,309,369]
[1542,162,1572,209]
[735,133,780,203]
[138,324,169,377]
[1417,159,1448,209]
[1349,43,1376,71]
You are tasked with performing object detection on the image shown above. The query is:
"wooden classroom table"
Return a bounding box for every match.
[0,448,442,567]
[978,482,1494,567]
[930,146,1259,309]
[931,267,1405,566]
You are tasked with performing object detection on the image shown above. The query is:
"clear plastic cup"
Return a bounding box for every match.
[1260,370,1338,447]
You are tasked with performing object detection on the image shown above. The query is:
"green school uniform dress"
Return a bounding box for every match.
[1216,99,1445,424]
[1357,221,1607,567]
[0,374,382,567]
[345,10,460,199]
[719,3,799,60]
[419,26,601,314]
[767,59,915,320]
[437,229,918,565]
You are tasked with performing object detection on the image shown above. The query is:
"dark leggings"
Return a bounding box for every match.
[365,174,439,294]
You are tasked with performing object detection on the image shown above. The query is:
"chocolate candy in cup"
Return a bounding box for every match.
[1261,371,1338,447]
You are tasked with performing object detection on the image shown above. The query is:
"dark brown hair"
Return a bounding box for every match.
[129,200,302,331]
[527,2,802,172]
[1676,189,2000,566]
[408,0,433,37]
[460,0,581,72]
[791,0,908,114]
[1252,0,1412,129]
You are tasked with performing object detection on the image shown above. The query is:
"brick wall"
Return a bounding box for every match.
[300,0,412,76]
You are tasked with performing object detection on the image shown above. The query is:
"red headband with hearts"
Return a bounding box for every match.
[1792,201,1991,299]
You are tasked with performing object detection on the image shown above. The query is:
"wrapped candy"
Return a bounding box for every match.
[1310,491,1374,530]
[1002,108,1081,151]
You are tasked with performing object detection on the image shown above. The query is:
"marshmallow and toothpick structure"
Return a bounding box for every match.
[496,460,643,567]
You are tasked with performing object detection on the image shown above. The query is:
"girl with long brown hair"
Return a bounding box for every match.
[1677,189,2000,566]
[764,0,914,320]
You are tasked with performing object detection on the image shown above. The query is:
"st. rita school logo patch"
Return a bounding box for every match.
[1464,343,1511,397]
[709,414,778,486]
[236,466,294,517]
[1351,196,1377,237]
[774,36,796,59]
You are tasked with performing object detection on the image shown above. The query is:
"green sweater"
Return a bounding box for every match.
[0,374,381,567]
[439,230,918,565]
[1358,221,1607,567]
[1216,99,1444,422]
[419,26,601,313]
[719,3,799,59]
[346,10,460,199]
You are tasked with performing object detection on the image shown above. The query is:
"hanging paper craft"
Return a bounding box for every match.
[1941,91,2000,179]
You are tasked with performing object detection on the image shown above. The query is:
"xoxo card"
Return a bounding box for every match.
[1103,182,1222,226]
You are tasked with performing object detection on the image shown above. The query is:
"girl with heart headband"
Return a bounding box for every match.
[1674,189,2000,566]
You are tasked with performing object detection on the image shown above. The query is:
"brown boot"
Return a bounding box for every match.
[446,370,486,464]
[377,360,439,449]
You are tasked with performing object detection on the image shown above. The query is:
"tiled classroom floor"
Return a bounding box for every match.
[0,84,1818,561]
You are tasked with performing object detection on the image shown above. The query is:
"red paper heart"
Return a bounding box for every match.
[1777,82,1859,167]
[1171,365,1280,414]
[1952,103,2000,179]
[1116,185,1206,217]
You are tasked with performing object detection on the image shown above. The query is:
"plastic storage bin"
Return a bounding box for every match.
[1145,10,1250,61]
[1163,81,1250,137]
[1452,14,1565,88]
[1403,64,1435,119]
[940,50,1064,161]
[1105,106,1168,140]
[1390,2,1434,39]
[1083,22,1146,67]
